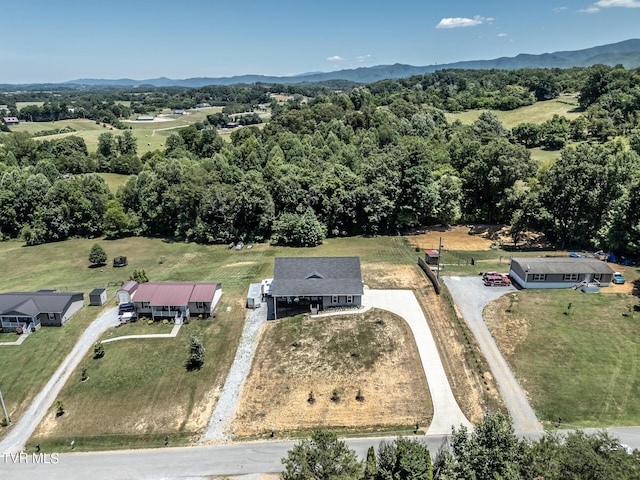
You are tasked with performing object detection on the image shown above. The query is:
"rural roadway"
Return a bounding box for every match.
[443,276,543,432]
[3,428,640,480]
[0,307,120,455]
[363,289,472,434]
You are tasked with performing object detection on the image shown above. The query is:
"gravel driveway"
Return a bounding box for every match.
[442,276,542,432]
[201,303,267,443]
[0,307,120,454]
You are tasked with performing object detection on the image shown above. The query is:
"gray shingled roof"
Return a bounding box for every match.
[510,257,614,275]
[0,292,83,316]
[272,257,364,297]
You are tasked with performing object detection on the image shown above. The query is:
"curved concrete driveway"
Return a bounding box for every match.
[0,307,120,454]
[364,289,472,434]
[443,276,542,433]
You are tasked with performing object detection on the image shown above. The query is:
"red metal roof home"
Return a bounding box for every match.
[134,282,220,307]
[131,282,222,321]
[2,116,19,125]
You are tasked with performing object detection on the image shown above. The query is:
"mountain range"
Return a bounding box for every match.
[14,39,640,88]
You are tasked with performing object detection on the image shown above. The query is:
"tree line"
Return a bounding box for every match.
[281,412,639,480]
[2,65,640,254]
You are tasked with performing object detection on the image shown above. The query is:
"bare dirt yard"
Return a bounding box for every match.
[233,309,433,437]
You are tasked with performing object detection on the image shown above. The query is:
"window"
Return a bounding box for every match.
[196,302,205,309]
[593,274,602,282]
[331,295,338,304]
[532,274,546,281]
[47,312,56,321]
[142,301,150,309]
[564,273,579,282]
[346,295,353,304]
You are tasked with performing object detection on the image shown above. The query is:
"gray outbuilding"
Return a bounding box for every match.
[89,288,107,306]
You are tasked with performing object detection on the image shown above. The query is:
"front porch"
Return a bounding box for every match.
[150,306,189,322]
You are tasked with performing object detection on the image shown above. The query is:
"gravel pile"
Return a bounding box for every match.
[201,303,267,442]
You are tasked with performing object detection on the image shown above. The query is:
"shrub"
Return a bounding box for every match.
[162,319,169,325]
[185,336,205,371]
[93,341,104,359]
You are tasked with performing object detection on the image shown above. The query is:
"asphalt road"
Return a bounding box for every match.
[443,276,542,432]
[3,428,640,480]
[0,307,120,455]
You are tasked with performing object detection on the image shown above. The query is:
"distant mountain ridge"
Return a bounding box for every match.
[10,39,640,88]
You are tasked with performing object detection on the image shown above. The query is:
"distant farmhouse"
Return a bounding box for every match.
[509,257,614,289]
[267,257,363,320]
[2,116,19,125]
[120,281,222,321]
[0,291,84,332]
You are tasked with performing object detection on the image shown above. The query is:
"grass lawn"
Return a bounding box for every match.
[0,306,104,441]
[444,94,582,129]
[15,102,44,111]
[97,173,131,193]
[485,276,640,428]
[0,234,416,449]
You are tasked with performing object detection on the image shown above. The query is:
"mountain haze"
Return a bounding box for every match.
[28,39,640,88]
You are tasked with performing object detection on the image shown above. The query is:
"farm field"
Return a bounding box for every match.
[2,107,230,155]
[0,234,491,450]
[444,94,582,129]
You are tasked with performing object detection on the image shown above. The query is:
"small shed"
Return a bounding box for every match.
[246,283,262,309]
[113,256,128,267]
[89,288,107,306]
[424,249,440,265]
[117,280,139,304]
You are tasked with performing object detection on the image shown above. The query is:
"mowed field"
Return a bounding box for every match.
[484,286,640,428]
[444,94,582,129]
[3,106,230,156]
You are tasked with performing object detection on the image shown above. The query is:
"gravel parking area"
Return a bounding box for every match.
[443,276,542,433]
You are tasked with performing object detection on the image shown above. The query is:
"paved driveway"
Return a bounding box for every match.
[363,289,472,434]
[443,276,542,432]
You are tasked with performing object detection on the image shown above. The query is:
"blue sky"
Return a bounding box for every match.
[2,0,640,83]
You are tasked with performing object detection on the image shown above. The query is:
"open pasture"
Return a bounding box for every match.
[444,94,582,129]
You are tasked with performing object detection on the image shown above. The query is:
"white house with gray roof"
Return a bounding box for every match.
[509,257,614,289]
[267,257,364,320]
[0,291,84,332]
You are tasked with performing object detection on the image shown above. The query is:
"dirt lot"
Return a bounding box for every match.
[233,310,432,437]
[409,225,494,251]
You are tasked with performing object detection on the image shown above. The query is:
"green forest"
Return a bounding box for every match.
[2,64,640,253]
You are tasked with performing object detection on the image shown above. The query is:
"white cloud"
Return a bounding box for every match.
[595,0,640,7]
[497,33,508,37]
[552,6,568,12]
[355,54,371,63]
[578,6,600,12]
[326,55,344,61]
[435,15,493,29]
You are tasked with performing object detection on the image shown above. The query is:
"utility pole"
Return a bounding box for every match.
[436,236,443,281]
[0,387,10,426]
